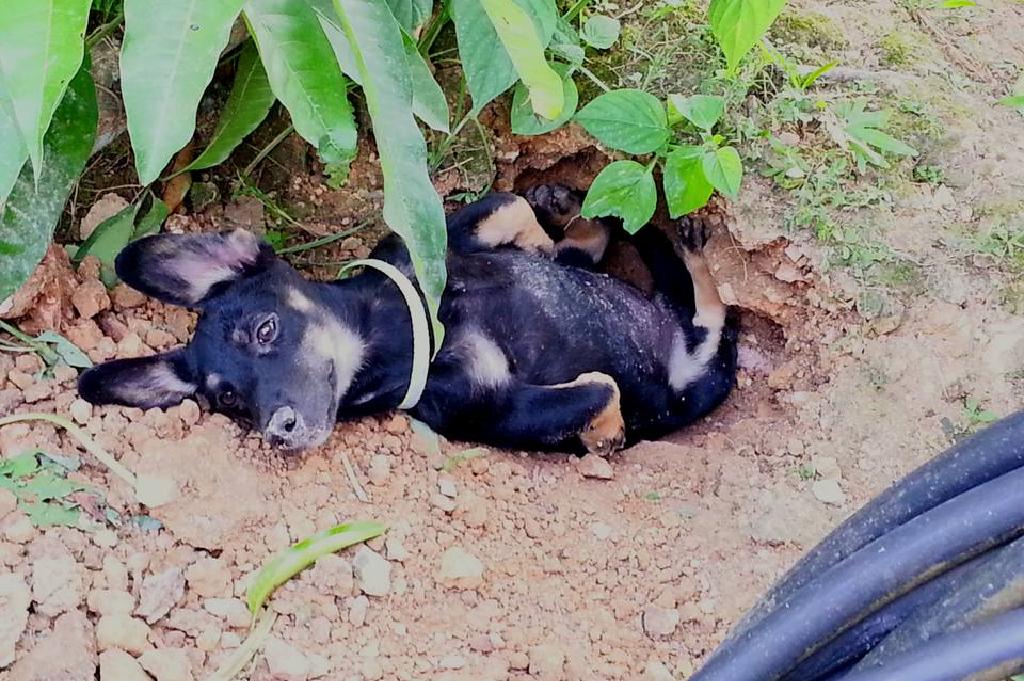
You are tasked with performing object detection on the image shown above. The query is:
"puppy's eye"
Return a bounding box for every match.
[219,390,239,408]
[255,316,278,344]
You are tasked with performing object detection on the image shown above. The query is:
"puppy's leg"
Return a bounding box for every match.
[446,193,555,255]
[523,183,613,267]
[675,217,727,333]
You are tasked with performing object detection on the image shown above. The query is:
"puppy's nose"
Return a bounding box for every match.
[265,406,304,448]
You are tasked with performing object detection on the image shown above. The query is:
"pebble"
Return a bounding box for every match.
[352,546,391,596]
[384,534,407,562]
[361,658,384,680]
[528,644,565,681]
[575,454,615,480]
[643,660,675,681]
[440,655,466,670]
[307,554,354,595]
[9,611,96,681]
[438,478,458,498]
[203,598,252,628]
[590,522,613,540]
[2,513,34,543]
[186,558,232,598]
[134,474,180,507]
[0,574,30,666]
[71,278,111,320]
[812,479,847,506]
[264,636,310,681]
[437,546,485,589]
[431,493,457,513]
[96,614,152,655]
[136,567,186,624]
[69,399,93,425]
[349,595,370,626]
[87,589,135,616]
[140,648,194,681]
[0,488,16,517]
[99,649,149,681]
[367,455,390,485]
[31,553,84,616]
[642,605,680,637]
[92,529,118,548]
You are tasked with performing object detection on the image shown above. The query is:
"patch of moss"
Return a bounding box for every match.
[769,10,848,54]
[878,31,921,67]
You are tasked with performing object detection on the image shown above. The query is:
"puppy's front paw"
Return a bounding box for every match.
[576,372,626,455]
[524,183,583,230]
[676,215,712,253]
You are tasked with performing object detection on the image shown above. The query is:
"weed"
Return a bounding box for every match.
[913,164,944,184]
[976,224,1024,269]
[878,32,917,67]
[797,464,817,481]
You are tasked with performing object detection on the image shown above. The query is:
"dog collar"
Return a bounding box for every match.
[338,258,431,410]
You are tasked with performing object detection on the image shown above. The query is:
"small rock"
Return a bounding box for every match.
[642,605,680,637]
[431,493,456,513]
[812,479,847,506]
[203,598,252,628]
[110,284,147,310]
[590,522,613,540]
[9,611,96,681]
[96,614,151,655]
[643,660,675,681]
[99,649,149,681]
[2,513,35,544]
[178,399,201,425]
[528,644,565,681]
[71,278,111,320]
[31,553,83,616]
[186,558,232,598]
[349,594,369,626]
[65,320,105,352]
[306,554,353,595]
[367,455,390,486]
[80,193,129,240]
[69,399,93,425]
[264,636,310,681]
[140,648,194,681]
[811,455,843,481]
[575,455,614,480]
[86,589,135,616]
[135,474,180,507]
[93,529,118,548]
[438,478,458,498]
[0,488,16,517]
[136,567,185,624]
[0,574,30,667]
[437,546,484,589]
[361,658,384,680]
[384,535,407,562]
[440,655,466,670]
[352,547,391,597]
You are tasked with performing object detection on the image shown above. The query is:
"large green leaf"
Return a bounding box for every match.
[510,64,577,136]
[451,0,554,114]
[317,11,449,132]
[244,0,358,165]
[186,41,276,172]
[74,203,140,288]
[668,94,725,131]
[581,160,657,235]
[330,0,447,345]
[385,0,434,32]
[708,0,787,72]
[0,60,97,302]
[0,0,91,179]
[479,0,562,118]
[0,83,28,210]
[574,89,670,154]
[702,146,743,197]
[663,145,714,218]
[121,0,245,184]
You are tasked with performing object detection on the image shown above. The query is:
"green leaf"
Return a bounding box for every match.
[581,160,657,234]
[668,94,725,131]
[663,146,715,217]
[0,0,91,179]
[132,196,170,240]
[478,0,562,118]
[550,17,585,66]
[854,128,917,156]
[702,146,743,197]
[247,520,387,612]
[834,100,917,169]
[385,0,435,31]
[708,0,788,72]
[0,60,97,302]
[998,94,1024,111]
[940,0,975,7]
[574,89,670,154]
[21,501,80,528]
[244,0,358,165]
[0,452,40,479]
[331,0,448,345]
[74,203,140,288]
[22,470,83,502]
[451,0,517,113]
[34,331,93,369]
[0,82,28,210]
[186,41,276,172]
[581,14,621,49]
[800,61,838,89]
[121,0,245,185]
[510,64,578,135]
[317,11,449,132]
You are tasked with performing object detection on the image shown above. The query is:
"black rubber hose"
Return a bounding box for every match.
[690,463,1024,681]
[723,411,1024,644]
[782,534,1024,681]
[828,607,1024,681]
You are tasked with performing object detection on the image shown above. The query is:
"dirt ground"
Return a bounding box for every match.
[2,1,1024,680]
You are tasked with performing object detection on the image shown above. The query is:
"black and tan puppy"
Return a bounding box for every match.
[78,185,738,453]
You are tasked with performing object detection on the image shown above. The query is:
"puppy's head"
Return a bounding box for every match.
[78,230,364,452]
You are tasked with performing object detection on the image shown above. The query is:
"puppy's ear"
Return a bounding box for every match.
[78,349,197,409]
[115,230,274,307]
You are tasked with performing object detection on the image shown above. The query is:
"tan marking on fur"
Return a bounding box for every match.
[681,248,726,331]
[554,371,625,455]
[555,217,611,263]
[302,318,365,401]
[171,230,262,303]
[476,195,555,254]
[460,330,510,389]
[286,287,315,312]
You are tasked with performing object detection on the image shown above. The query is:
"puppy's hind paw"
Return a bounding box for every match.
[575,372,626,456]
[524,183,583,230]
[676,215,712,253]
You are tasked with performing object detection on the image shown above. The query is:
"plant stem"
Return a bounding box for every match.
[242,123,294,177]
[418,0,451,57]
[85,9,125,50]
[563,0,592,22]
[276,223,369,255]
